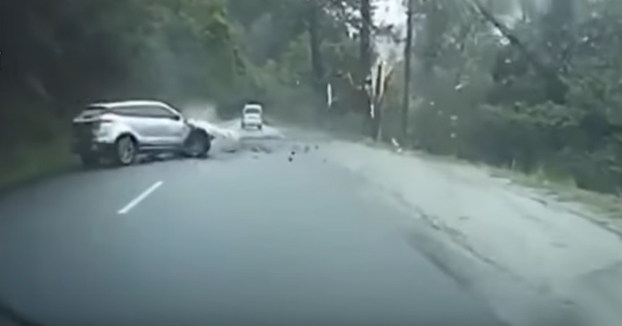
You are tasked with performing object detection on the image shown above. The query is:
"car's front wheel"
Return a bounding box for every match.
[114,135,137,166]
[183,131,210,158]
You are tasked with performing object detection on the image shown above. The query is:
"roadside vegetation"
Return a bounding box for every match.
[397,0,622,197]
[2,0,622,204]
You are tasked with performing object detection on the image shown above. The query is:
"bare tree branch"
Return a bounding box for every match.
[470,0,568,104]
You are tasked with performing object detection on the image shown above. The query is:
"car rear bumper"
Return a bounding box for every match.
[71,139,115,155]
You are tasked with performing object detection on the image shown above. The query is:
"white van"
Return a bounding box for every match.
[241,103,263,130]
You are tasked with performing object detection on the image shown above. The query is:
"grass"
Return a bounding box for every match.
[0,136,76,193]
[381,143,622,225]
[396,146,622,231]
[489,164,622,231]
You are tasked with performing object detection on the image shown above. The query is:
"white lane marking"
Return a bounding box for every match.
[117,181,163,215]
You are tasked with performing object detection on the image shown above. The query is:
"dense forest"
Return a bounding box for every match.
[2,0,622,194]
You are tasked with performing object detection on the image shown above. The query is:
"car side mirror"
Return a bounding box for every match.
[171,114,181,121]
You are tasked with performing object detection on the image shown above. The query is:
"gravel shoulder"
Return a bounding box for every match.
[318,139,622,326]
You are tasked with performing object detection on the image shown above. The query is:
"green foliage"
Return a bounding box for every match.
[0,0,372,189]
[0,0,241,141]
[19,0,622,197]
[0,0,251,189]
[395,0,622,193]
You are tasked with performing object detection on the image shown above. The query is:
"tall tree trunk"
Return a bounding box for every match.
[359,0,374,137]
[372,63,383,140]
[308,2,324,87]
[307,2,326,124]
[359,0,372,78]
[401,0,414,141]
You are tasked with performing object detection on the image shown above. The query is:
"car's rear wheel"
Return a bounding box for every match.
[79,153,100,167]
[114,135,137,166]
[184,131,210,158]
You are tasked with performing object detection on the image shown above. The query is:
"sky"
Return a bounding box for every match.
[370,0,536,61]
[374,0,405,62]
[376,0,405,27]
[373,0,549,29]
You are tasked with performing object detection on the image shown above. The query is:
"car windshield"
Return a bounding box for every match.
[2,1,622,326]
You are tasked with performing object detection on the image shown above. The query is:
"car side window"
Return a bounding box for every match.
[142,106,176,118]
[112,105,176,118]
[112,106,142,116]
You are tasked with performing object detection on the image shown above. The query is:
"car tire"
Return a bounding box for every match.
[114,135,137,166]
[79,153,100,167]
[183,131,210,158]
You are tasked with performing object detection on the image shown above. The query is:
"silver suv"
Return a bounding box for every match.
[71,100,213,166]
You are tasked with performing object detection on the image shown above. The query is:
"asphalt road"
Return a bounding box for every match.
[0,129,505,326]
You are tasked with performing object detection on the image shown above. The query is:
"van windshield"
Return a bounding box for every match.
[244,107,261,114]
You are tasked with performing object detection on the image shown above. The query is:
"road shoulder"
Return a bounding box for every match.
[319,139,622,326]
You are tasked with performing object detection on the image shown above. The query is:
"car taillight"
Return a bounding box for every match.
[91,118,111,133]
[96,115,114,126]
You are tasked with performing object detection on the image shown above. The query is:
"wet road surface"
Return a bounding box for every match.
[0,129,505,326]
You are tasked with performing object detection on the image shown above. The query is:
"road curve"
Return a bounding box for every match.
[0,128,504,326]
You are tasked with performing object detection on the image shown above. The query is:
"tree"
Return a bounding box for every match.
[359,0,381,139]
[472,0,568,104]
[307,1,325,87]
[401,0,414,140]
[0,0,242,150]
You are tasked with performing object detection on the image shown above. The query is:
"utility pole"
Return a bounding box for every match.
[401,0,414,141]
